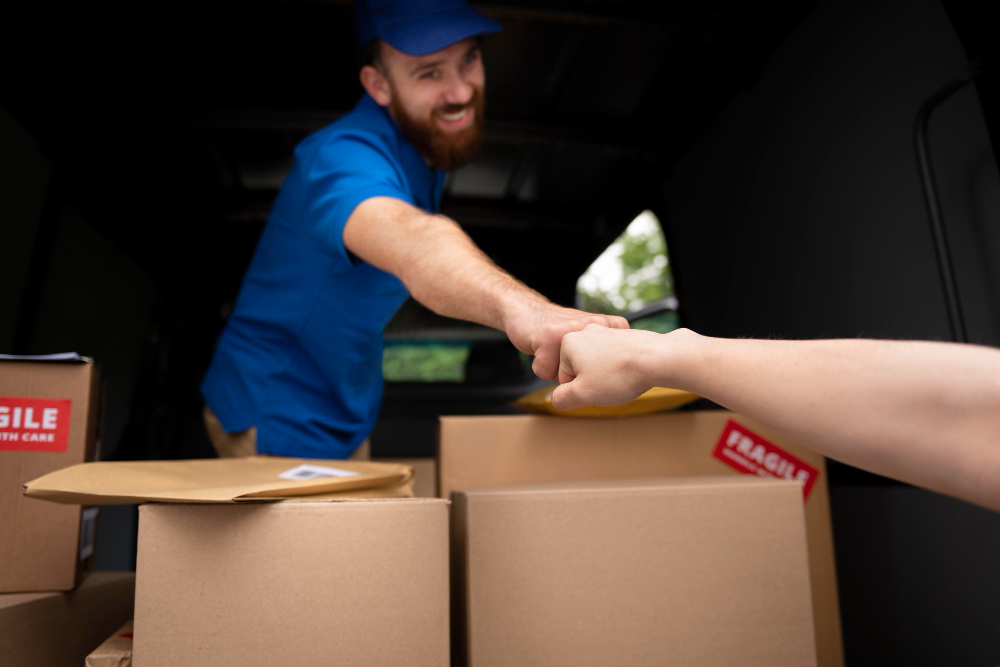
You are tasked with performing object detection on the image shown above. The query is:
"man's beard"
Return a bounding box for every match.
[390,86,485,171]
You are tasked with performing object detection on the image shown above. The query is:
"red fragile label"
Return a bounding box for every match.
[0,397,72,452]
[712,420,819,500]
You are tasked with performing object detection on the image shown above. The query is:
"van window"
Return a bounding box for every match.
[576,210,679,332]
[382,208,679,384]
[383,340,471,383]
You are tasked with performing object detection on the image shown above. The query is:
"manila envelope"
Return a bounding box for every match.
[23,456,413,505]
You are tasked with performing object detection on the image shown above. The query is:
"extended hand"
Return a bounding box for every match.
[504,303,629,381]
[549,324,663,410]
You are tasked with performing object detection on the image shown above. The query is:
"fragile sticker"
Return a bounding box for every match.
[712,420,819,500]
[278,464,361,480]
[0,397,72,452]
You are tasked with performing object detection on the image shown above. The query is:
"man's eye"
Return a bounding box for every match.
[420,70,440,80]
[464,50,480,65]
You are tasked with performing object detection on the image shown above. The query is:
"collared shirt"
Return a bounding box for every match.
[201,93,447,458]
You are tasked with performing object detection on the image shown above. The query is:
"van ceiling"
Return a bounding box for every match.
[6,0,816,311]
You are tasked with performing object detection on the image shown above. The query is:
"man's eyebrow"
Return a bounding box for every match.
[410,59,444,76]
[408,45,480,76]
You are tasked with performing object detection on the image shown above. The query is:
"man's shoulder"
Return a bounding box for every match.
[297,95,399,161]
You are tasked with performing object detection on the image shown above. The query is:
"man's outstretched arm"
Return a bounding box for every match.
[343,196,629,380]
[552,325,1000,511]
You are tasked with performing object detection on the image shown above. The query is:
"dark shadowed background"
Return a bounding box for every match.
[2,0,999,663]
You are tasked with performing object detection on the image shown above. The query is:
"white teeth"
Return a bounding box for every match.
[440,109,469,122]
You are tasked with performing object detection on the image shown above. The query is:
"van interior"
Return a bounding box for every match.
[3,0,999,662]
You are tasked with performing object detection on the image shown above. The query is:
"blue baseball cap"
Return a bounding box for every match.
[355,0,502,57]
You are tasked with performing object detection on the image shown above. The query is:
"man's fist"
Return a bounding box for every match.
[549,325,701,410]
[503,302,629,381]
[550,324,658,410]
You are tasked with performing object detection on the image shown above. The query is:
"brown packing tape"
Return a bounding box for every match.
[23,457,413,505]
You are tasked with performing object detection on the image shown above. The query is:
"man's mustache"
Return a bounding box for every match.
[437,103,472,115]
[434,89,481,117]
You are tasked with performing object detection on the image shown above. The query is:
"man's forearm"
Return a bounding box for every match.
[661,335,1000,510]
[344,197,542,328]
[343,196,629,379]
[392,213,544,329]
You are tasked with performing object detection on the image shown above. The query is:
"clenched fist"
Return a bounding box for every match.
[551,324,699,410]
[503,303,629,381]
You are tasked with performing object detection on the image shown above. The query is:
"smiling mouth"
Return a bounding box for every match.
[440,108,468,121]
[437,107,473,129]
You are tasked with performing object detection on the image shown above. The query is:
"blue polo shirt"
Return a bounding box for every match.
[201,94,446,458]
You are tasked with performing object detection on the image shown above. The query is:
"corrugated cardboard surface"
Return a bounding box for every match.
[86,620,133,667]
[376,457,437,497]
[0,360,99,592]
[453,478,817,667]
[439,411,843,667]
[23,456,414,504]
[134,499,450,667]
[0,571,135,667]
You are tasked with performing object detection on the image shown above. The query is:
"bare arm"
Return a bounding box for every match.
[343,196,628,379]
[552,325,1000,511]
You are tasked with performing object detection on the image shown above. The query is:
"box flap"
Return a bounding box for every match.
[86,620,133,667]
[22,457,413,505]
[0,353,91,363]
[453,475,795,498]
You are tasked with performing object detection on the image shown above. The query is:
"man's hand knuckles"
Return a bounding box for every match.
[542,320,572,337]
[532,358,556,380]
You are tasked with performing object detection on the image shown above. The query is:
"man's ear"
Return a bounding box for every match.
[360,65,392,107]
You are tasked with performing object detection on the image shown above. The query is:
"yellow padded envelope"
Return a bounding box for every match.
[513,385,699,418]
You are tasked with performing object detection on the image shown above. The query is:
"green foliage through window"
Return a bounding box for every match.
[383,211,679,383]
[382,341,470,382]
[577,210,678,329]
[630,310,680,333]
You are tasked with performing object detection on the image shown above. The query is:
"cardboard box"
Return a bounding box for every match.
[0,355,101,592]
[376,457,438,497]
[452,477,817,667]
[133,499,449,667]
[439,411,843,667]
[0,571,135,667]
[86,621,133,667]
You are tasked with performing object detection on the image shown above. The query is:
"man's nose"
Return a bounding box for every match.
[441,71,474,106]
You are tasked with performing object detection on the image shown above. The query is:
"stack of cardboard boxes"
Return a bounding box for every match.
[20,456,447,666]
[4,358,836,666]
[438,411,843,667]
[0,356,135,667]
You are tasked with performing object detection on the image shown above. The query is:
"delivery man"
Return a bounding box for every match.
[201,0,629,459]
[552,324,1000,512]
